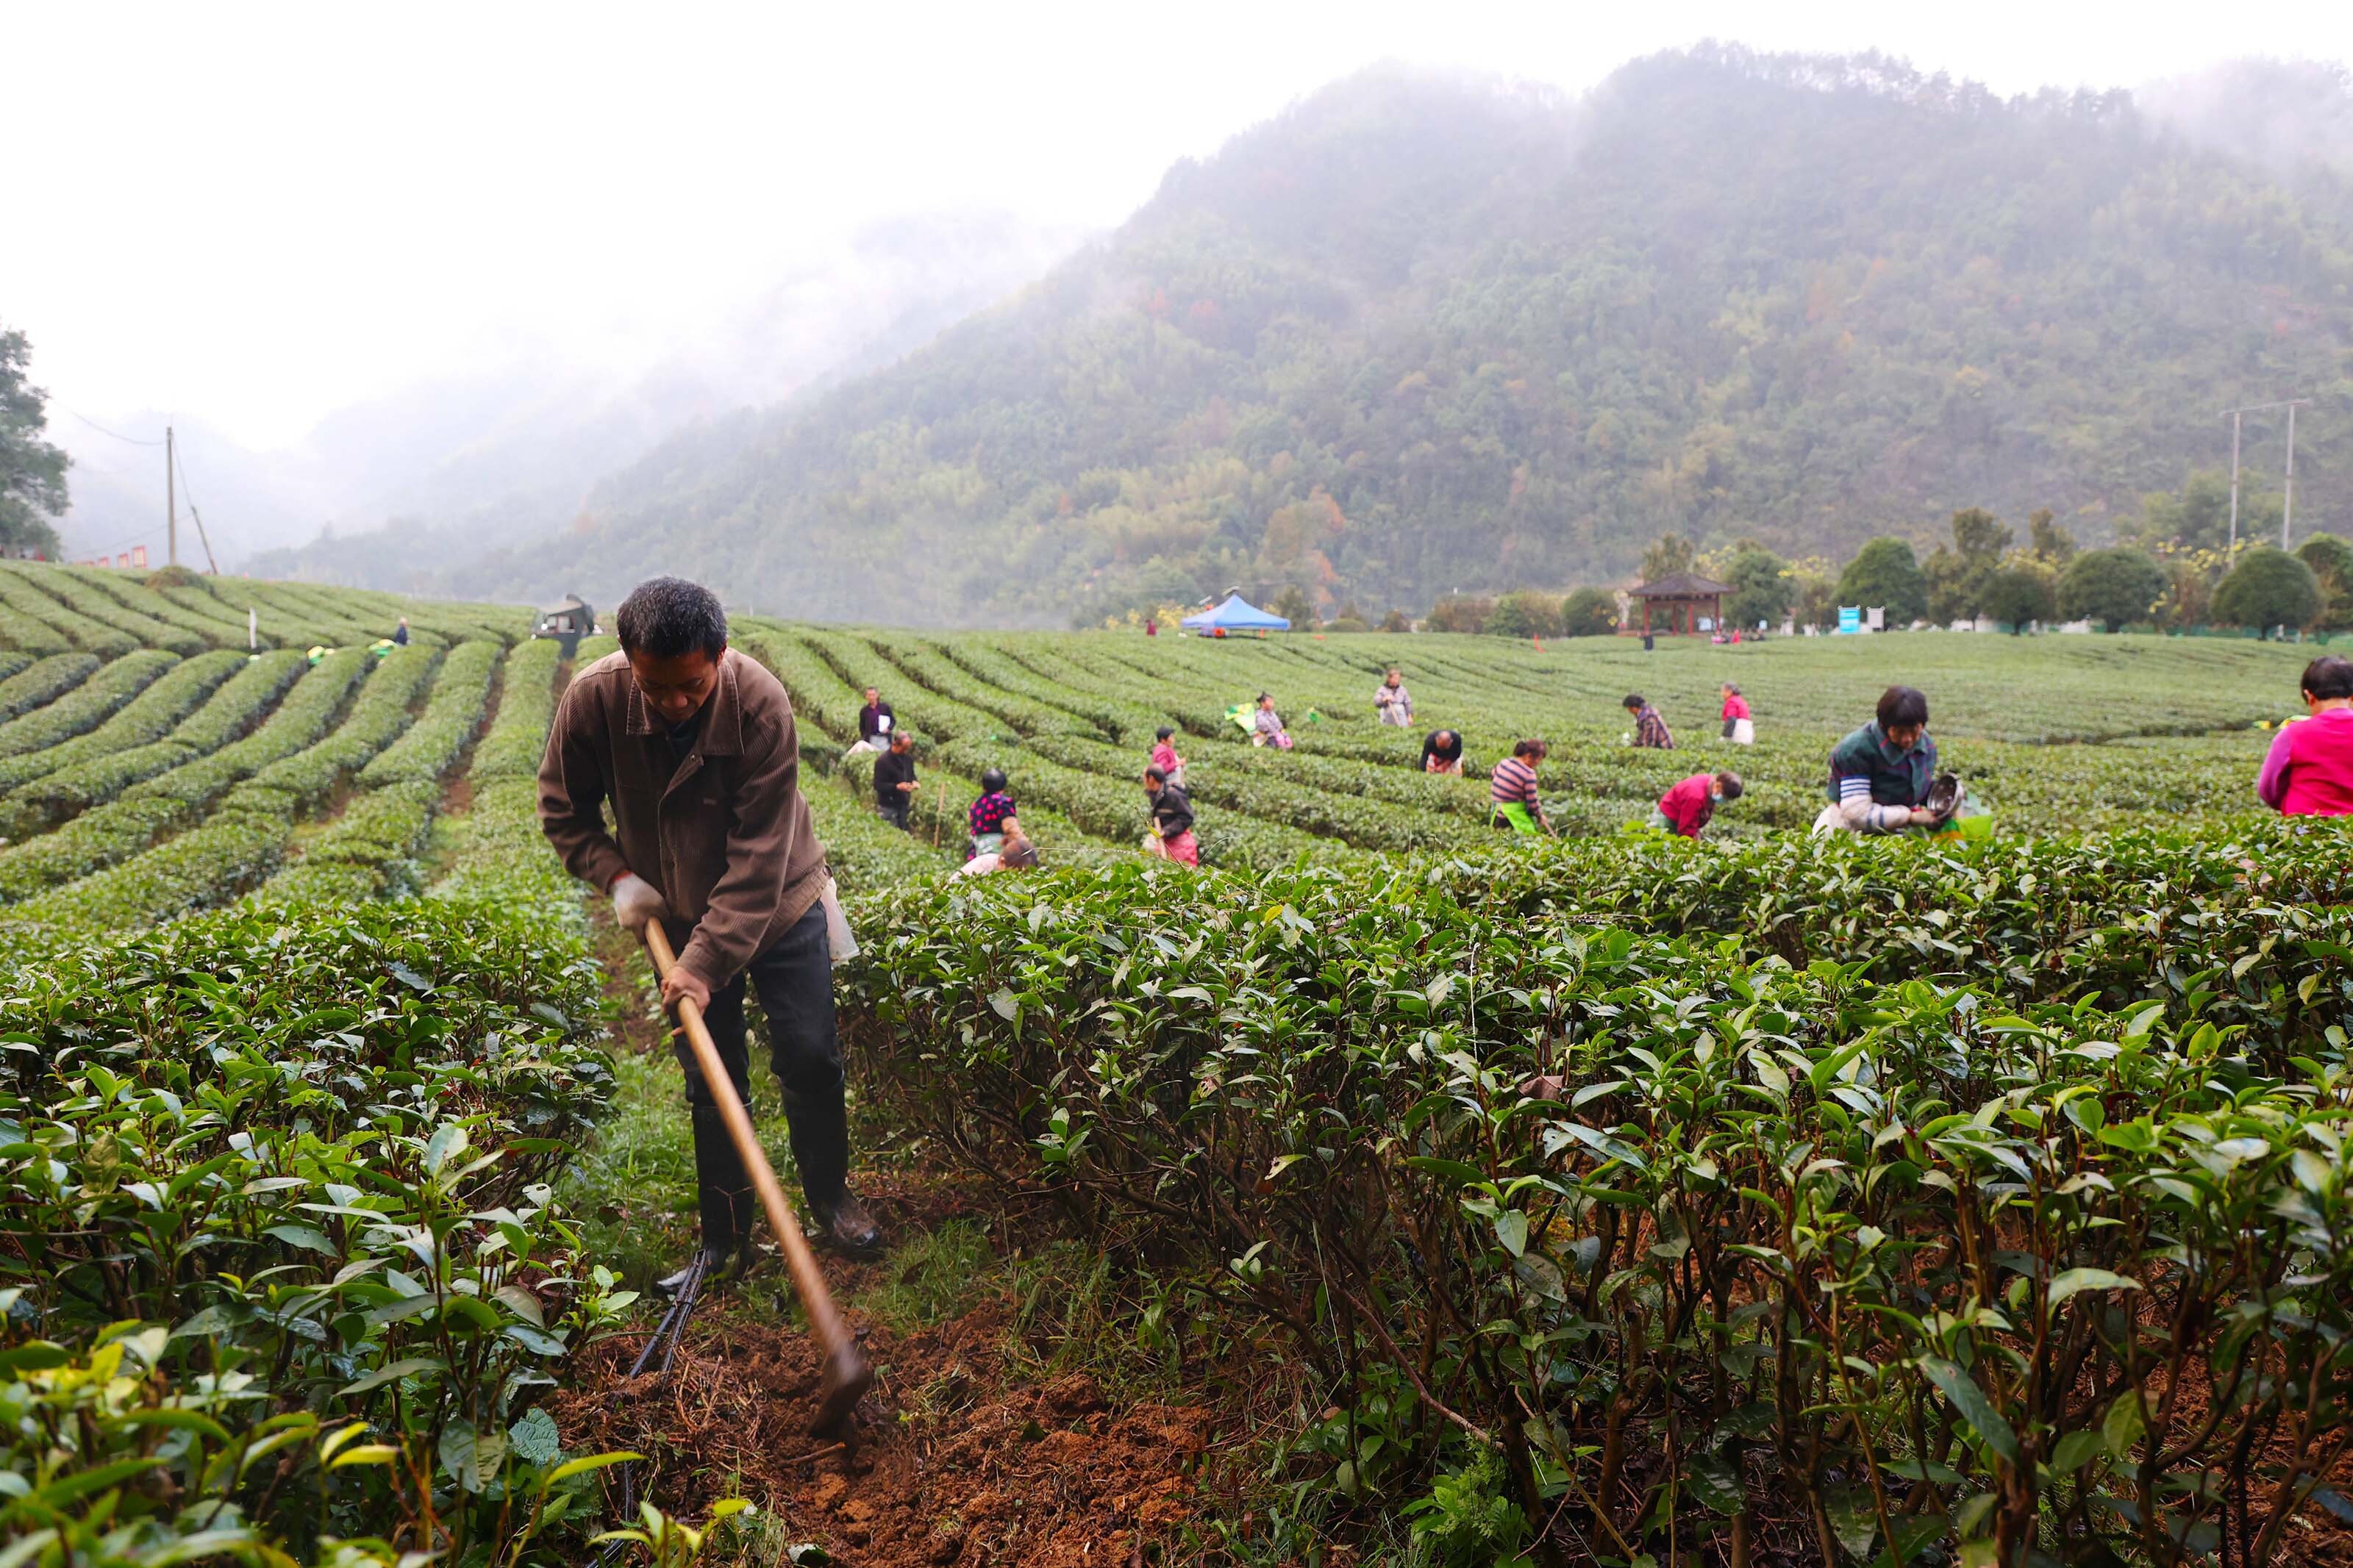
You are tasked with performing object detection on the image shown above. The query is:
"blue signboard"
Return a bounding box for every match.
[1837,606,1861,635]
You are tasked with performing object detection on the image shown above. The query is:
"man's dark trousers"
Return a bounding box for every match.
[879,797,910,831]
[671,902,846,1253]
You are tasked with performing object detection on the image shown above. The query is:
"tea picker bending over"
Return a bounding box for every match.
[1813,684,1953,834]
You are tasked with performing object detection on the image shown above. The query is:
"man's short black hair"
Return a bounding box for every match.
[1145,764,1170,784]
[1714,770,1745,800]
[1623,694,1646,709]
[615,577,728,660]
[1156,725,1175,740]
[2304,655,2353,701]
[1878,685,1929,729]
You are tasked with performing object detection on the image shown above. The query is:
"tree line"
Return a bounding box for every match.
[1281,477,2352,637]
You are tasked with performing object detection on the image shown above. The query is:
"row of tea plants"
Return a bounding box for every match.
[841,818,2353,1565]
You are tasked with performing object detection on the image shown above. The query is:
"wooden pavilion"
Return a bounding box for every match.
[1623,571,1732,637]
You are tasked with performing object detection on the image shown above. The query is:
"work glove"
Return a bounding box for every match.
[610,872,670,935]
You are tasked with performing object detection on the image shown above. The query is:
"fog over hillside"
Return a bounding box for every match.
[54,212,1088,579]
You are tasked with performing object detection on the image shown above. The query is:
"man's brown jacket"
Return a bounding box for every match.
[539,648,826,994]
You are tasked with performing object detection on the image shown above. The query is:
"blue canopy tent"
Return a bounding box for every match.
[1181,594,1291,633]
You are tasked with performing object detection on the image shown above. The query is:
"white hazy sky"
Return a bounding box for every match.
[7,0,2349,449]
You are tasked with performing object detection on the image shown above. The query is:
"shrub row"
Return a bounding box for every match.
[0,648,246,795]
[1,562,207,654]
[0,650,179,760]
[946,636,1165,742]
[801,629,1012,748]
[466,639,563,782]
[0,566,138,655]
[5,650,310,826]
[932,736,1352,872]
[0,654,374,903]
[5,785,292,933]
[0,604,72,654]
[869,632,1101,739]
[1428,815,2353,1058]
[0,895,624,1568]
[255,780,444,903]
[356,641,501,788]
[734,626,863,756]
[0,652,100,723]
[843,851,2353,1567]
[1023,729,1484,852]
[90,568,261,646]
[247,647,441,808]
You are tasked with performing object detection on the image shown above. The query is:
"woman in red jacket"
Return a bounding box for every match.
[1654,770,1743,838]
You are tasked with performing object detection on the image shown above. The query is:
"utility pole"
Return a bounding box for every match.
[2227,410,2241,559]
[2284,401,2299,549]
[165,426,178,568]
[2220,399,2309,557]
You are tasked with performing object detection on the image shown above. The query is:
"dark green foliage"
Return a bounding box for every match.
[0,900,624,1568]
[1638,534,1696,584]
[1483,590,1563,640]
[1922,507,2012,623]
[1718,545,1791,631]
[1980,564,2055,632]
[2058,545,2168,631]
[1424,595,1491,634]
[2135,469,2281,552]
[0,323,68,557]
[1559,586,1619,637]
[842,817,2353,1564]
[2027,508,2076,565]
[2293,533,2353,629]
[2213,545,2324,635]
[1835,537,1928,624]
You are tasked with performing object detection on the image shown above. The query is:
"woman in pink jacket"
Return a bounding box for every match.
[2256,656,2353,817]
[1719,684,1754,745]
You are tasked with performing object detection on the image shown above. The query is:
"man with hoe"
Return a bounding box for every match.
[539,577,881,1295]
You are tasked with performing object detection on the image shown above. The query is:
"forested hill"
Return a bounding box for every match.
[479,46,2353,626]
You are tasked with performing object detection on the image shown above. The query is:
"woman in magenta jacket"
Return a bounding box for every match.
[2257,656,2353,817]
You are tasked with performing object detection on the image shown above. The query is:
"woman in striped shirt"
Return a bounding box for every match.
[1490,740,1550,834]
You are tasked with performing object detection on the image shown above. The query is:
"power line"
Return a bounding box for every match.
[63,408,167,447]
[172,444,221,574]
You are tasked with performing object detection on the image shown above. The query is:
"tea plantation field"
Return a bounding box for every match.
[1,557,2348,1568]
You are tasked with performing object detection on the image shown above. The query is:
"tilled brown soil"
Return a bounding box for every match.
[552,1266,1213,1566]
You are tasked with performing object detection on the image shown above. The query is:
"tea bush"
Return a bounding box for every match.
[0,653,101,723]
[843,828,2353,1566]
[0,649,248,795]
[4,651,310,828]
[0,900,626,1568]
[0,651,179,760]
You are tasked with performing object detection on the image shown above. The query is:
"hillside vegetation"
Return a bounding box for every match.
[470,46,2353,626]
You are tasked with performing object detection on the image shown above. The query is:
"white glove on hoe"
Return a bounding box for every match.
[610,871,670,934]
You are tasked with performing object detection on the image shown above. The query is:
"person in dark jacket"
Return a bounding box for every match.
[855,688,894,751]
[1816,684,1943,834]
[1421,729,1465,776]
[538,576,879,1289]
[391,617,410,647]
[872,731,917,830]
[1143,764,1199,864]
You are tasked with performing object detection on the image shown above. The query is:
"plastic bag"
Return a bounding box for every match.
[821,876,857,965]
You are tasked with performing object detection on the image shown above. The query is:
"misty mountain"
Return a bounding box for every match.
[454,46,2353,627]
[60,212,1086,585]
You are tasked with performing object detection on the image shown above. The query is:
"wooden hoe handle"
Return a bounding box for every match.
[641,923,871,1433]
